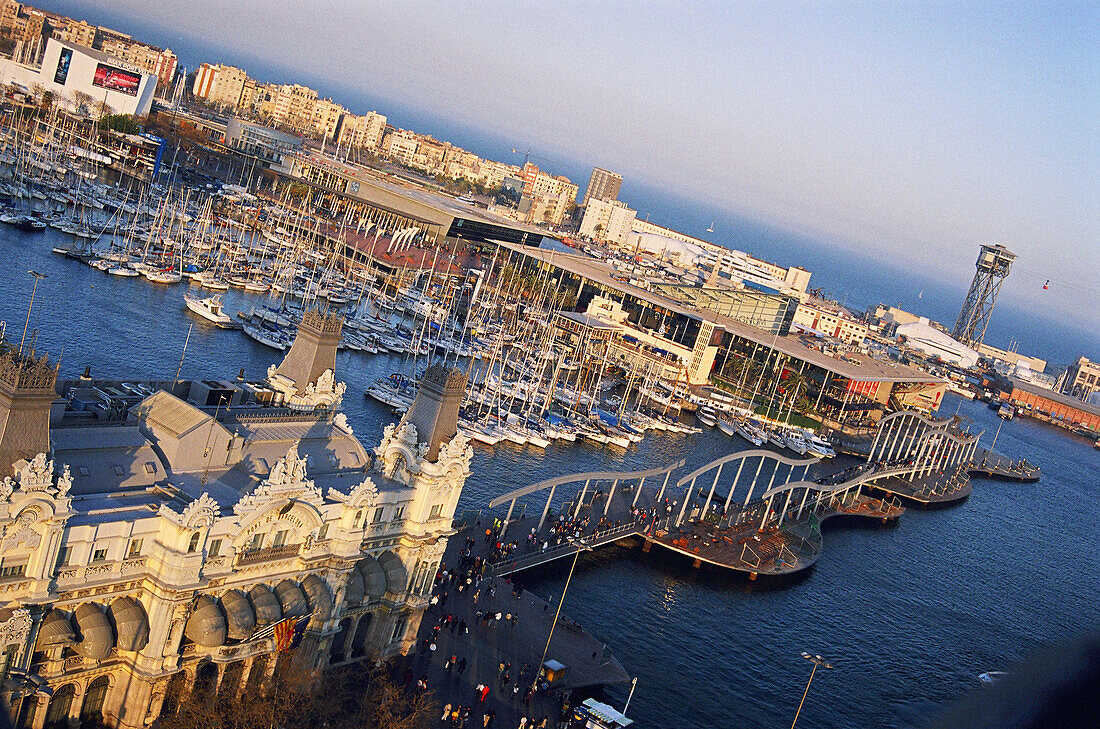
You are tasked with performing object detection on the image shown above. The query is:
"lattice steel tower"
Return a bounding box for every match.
[951,244,1016,347]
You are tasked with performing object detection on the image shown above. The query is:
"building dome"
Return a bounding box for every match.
[108,597,149,652]
[184,595,227,648]
[72,603,115,660]
[301,575,333,624]
[248,584,282,626]
[357,556,387,601]
[220,590,256,641]
[274,580,309,618]
[35,610,75,649]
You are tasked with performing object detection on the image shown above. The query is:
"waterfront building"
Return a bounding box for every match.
[497,242,943,414]
[578,198,636,245]
[382,129,420,167]
[975,342,1045,374]
[1000,377,1100,434]
[894,318,979,369]
[192,64,251,111]
[57,18,94,48]
[792,299,868,345]
[1060,355,1100,402]
[0,312,472,729]
[581,167,622,208]
[270,83,319,132]
[0,38,157,116]
[224,118,303,170]
[283,153,547,253]
[336,111,387,151]
[518,163,578,227]
[310,98,345,142]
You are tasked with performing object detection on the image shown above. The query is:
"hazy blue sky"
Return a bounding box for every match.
[48,1,1100,332]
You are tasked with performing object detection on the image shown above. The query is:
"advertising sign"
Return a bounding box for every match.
[92,63,141,97]
[53,48,72,85]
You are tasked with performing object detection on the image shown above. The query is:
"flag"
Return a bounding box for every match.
[252,613,312,652]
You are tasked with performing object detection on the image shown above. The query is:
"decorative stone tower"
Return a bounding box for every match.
[0,347,57,477]
[397,364,468,462]
[267,310,346,409]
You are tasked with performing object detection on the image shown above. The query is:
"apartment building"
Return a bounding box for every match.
[579,197,637,245]
[311,97,345,141]
[337,110,387,150]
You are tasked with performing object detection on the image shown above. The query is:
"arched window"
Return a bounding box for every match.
[187,533,201,553]
[351,613,372,658]
[44,683,75,729]
[80,676,109,727]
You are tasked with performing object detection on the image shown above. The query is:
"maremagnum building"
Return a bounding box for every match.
[497,243,946,421]
[0,311,471,729]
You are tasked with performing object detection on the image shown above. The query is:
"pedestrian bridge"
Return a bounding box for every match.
[473,410,1038,579]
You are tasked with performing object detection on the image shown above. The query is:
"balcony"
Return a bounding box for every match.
[235,543,301,566]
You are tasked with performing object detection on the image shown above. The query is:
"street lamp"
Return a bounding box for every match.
[18,270,46,354]
[790,652,832,729]
[532,536,593,692]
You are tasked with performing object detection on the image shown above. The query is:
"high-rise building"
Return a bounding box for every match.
[951,244,1016,348]
[581,166,622,208]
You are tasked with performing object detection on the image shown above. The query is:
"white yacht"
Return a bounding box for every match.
[184,294,237,328]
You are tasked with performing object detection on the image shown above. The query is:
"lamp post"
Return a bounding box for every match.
[532,537,592,693]
[984,416,1005,467]
[18,270,46,354]
[790,652,832,729]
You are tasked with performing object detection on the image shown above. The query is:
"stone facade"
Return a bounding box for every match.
[0,322,470,729]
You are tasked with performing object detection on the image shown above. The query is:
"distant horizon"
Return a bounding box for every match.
[36,0,1100,366]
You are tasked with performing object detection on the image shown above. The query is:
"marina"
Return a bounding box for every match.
[0,192,1095,729]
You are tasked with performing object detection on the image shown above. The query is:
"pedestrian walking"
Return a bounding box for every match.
[458,656,468,675]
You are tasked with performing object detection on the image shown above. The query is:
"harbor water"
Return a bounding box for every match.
[2,228,1097,728]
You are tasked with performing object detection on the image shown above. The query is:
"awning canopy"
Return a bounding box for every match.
[185,595,227,648]
[376,551,408,595]
[220,590,256,641]
[248,584,282,626]
[302,575,333,624]
[35,610,75,649]
[357,557,387,601]
[109,597,149,652]
[344,566,365,606]
[274,580,309,618]
[73,603,114,660]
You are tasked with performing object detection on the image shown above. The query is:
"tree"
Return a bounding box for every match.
[101,113,142,134]
[158,660,435,729]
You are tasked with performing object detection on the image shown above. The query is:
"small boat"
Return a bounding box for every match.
[697,406,718,427]
[998,403,1015,420]
[108,265,139,277]
[184,294,239,328]
[978,671,1008,687]
[735,419,767,447]
[783,430,810,455]
[804,432,836,458]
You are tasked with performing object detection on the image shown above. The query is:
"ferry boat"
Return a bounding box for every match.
[184,294,238,328]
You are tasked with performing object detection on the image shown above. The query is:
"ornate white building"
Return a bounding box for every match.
[0,312,471,729]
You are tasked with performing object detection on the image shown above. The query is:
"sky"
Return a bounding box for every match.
[42,1,1100,341]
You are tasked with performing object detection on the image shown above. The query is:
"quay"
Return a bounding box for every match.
[469,409,1040,580]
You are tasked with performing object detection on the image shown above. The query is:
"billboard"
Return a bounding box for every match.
[92,63,141,97]
[53,48,72,85]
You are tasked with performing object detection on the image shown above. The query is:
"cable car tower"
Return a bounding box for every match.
[951,244,1016,348]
